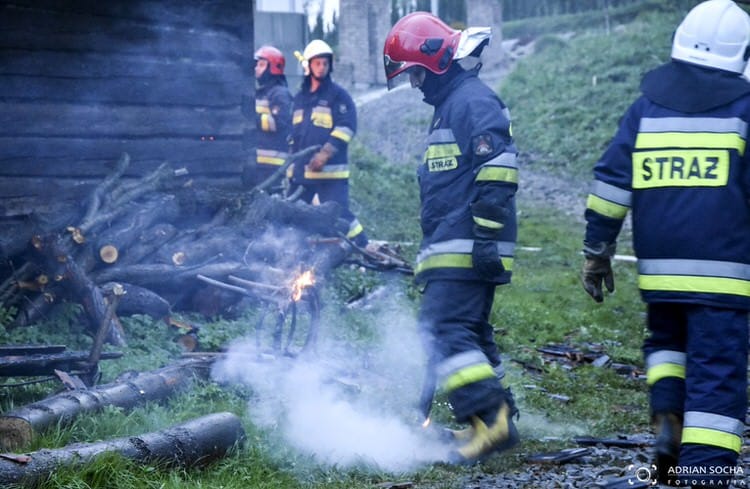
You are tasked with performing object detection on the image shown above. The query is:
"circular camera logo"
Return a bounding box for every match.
[627,464,657,486]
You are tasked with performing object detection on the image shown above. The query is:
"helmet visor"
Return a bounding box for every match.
[384,54,406,79]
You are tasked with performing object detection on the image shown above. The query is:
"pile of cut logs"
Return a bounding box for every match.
[0,150,357,345]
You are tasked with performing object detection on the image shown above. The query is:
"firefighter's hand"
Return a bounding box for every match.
[306,142,337,172]
[307,151,328,172]
[581,255,614,302]
[472,240,503,280]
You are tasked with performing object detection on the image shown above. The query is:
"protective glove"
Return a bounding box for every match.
[472,240,503,280]
[306,142,337,172]
[581,255,614,303]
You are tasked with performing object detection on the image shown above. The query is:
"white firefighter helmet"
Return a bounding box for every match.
[302,39,333,62]
[671,0,750,74]
[298,39,334,76]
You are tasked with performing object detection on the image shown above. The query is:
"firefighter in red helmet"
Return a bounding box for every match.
[244,45,293,190]
[384,12,520,464]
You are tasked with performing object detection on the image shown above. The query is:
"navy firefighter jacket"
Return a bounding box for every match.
[291,77,356,183]
[415,68,518,285]
[585,61,750,310]
[255,80,293,169]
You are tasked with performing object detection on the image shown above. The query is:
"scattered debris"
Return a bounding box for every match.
[527,447,590,464]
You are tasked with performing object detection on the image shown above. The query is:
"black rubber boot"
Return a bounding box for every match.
[653,412,682,485]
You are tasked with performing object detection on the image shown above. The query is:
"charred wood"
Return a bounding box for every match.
[32,237,125,346]
[100,282,171,320]
[0,350,122,379]
[0,411,245,486]
[0,360,211,451]
[94,195,180,265]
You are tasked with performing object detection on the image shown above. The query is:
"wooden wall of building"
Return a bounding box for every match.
[0,0,255,227]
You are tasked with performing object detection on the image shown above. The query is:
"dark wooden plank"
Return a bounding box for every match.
[1,0,250,30]
[0,50,243,79]
[0,137,248,177]
[1,102,246,137]
[0,7,243,59]
[0,73,245,106]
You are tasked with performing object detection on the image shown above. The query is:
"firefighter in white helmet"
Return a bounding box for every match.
[289,39,368,246]
[581,1,750,485]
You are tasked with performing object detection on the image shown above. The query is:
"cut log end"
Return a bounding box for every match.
[0,417,33,452]
[99,245,119,264]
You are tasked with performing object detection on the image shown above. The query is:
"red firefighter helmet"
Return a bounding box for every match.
[254,45,285,75]
[383,11,461,82]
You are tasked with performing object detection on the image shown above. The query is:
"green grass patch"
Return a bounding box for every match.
[501,8,687,178]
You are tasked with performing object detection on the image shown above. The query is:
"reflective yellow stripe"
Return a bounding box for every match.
[260,114,271,132]
[646,364,686,385]
[415,253,513,274]
[473,216,503,229]
[293,110,303,124]
[586,194,629,219]
[346,222,364,239]
[638,275,750,297]
[304,170,350,179]
[311,112,333,129]
[257,155,285,165]
[331,129,352,143]
[635,132,746,154]
[444,363,495,392]
[476,166,518,183]
[682,427,742,453]
[424,143,461,160]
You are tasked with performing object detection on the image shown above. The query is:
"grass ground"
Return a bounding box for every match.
[0,3,699,487]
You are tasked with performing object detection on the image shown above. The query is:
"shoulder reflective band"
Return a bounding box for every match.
[635,116,746,155]
[638,259,750,297]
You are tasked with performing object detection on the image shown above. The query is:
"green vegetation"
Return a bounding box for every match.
[0,5,693,488]
[501,4,687,178]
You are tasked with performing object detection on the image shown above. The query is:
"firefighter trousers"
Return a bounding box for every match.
[643,302,748,484]
[418,279,505,423]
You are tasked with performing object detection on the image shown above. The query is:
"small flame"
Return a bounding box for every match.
[290,269,315,301]
[422,417,431,428]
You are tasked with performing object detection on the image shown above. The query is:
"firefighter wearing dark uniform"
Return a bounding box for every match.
[290,40,367,246]
[581,1,750,485]
[384,12,519,464]
[246,45,293,190]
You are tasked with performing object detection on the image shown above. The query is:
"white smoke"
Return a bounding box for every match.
[211,285,451,472]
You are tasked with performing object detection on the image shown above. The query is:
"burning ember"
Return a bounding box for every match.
[289,269,315,302]
[422,417,431,428]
